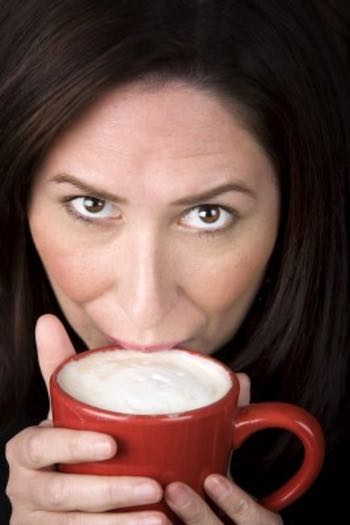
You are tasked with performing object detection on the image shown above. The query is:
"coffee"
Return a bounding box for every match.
[57,349,232,415]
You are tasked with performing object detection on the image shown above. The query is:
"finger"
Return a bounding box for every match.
[25,470,163,512]
[35,314,76,394]
[20,509,168,525]
[236,373,251,406]
[204,474,283,525]
[6,426,116,470]
[165,482,221,524]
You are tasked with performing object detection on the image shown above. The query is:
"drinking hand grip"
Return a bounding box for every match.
[232,402,325,512]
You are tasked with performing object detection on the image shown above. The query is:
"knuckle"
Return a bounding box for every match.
[45,475,68,508]
[104,478,121,503]
[5,478,19,502]
[182,496,206,523]
[25,428,45,467]
[190,499,205,520]
[5,439,15,463]
[231,494,253,520]
[5,469,26,504]
[6,427,39,466]
[67,432,86,459]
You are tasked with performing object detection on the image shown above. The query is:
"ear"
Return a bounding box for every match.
[35,314,76,395]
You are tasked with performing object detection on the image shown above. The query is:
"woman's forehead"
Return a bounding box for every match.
[36,82,276,190]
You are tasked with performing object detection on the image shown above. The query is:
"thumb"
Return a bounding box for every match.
[236,372,251,406]
[35,313,76,395]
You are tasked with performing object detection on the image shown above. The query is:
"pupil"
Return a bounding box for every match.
[199,206,219,223]
[84,197,104,213]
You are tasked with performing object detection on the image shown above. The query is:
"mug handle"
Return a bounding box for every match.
[232,402,325,512]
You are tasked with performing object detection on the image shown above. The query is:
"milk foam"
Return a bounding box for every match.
[57,349,232,415]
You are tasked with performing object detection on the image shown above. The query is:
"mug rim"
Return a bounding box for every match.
[50,345,240,421]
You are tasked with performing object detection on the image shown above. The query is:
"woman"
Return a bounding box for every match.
[0,1,349,524]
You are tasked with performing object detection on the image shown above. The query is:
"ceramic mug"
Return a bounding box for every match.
[50,346,325,523]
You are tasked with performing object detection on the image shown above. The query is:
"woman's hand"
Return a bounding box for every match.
[164,476,283,525]
[5,314,168,524]
[164,372,283,525]
[6,424,167,524]
[6,314,270,524]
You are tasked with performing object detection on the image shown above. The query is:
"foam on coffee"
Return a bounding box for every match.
[57,349,232,415]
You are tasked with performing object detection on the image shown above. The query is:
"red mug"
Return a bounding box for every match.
[50,347,325,523]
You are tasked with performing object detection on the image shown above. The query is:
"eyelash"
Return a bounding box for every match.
[181,205,237,238]
[62,196,123,225]
[61,195,237,237]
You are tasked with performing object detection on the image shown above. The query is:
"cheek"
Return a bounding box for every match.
[187,256,264,313]
[29,221,113,303]
[182,230,276,314]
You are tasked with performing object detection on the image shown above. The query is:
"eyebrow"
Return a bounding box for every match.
[52,174,128,203]
[172,182,256,205]
[51,173,256,205]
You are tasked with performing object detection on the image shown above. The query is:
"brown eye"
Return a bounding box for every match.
[197,205,221,223]
[180,204,234,233]
[68,196,119,220]
[83,197,105,213]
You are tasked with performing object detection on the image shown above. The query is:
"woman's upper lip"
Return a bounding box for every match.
[106,336,190,351]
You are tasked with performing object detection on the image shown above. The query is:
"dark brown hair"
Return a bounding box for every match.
[0,0,349,492]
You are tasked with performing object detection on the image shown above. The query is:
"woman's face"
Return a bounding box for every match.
[28,82,279,354]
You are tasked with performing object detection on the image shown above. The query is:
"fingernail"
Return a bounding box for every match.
[166,483,191,507]
[91,439,114,458]
[205,474,230,496]
[133,481,161,502]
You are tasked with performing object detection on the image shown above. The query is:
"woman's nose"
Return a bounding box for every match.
[114,233,178,330]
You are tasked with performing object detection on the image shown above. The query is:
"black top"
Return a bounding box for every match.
[1,388,349,525]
